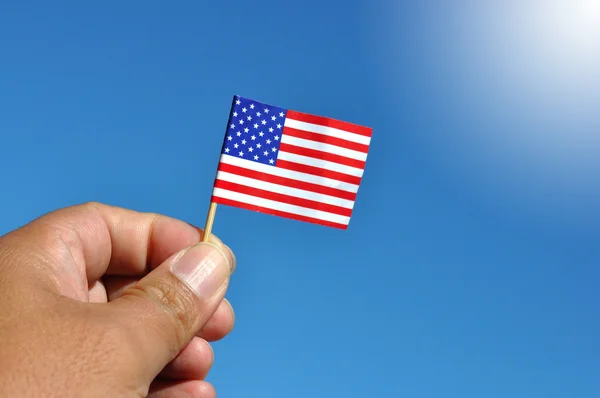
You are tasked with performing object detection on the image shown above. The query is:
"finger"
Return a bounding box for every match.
[159,337,213,380]
[104,276,235,342]
[148,380,216,398]
[2,202,234,286]
[111,242,233,381]
[88,280,107,303]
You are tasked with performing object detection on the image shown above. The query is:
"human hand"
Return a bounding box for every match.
[0,203,236,397]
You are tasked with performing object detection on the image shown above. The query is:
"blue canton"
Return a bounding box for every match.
[221,96,288,166]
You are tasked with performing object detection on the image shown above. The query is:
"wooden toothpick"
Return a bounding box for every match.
[202,202,217,242]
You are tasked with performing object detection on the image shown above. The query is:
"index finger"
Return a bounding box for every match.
[3,202,233,283]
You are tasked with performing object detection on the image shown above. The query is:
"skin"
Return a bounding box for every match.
[0,202,237,397]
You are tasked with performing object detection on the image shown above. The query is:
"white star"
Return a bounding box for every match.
[249,147,254,152]
[263,151,269,156]
[266,139,271,144]
[264,108,270,113]
[269,159,274,164]
[244,127,249,133]
[274,135,280,141]
[261,120,267,125]
[234,143,239,149]
[272,147,277,152]
[250,104,255,109]
[247,115,252,121]
[242,139,247,145]
[233,112,238,117]
[257,111,262,117]
[239,151,244,157]
[236,99,241,105]
[254,123,259,129]
[256,143,262,148]
[225,147,230,153]
[269,127,274,133]
[254,155,259,160]
[277,123,282,129]
[227,135,233,141]
[230,124,235,129]
[271,116,276,121]
[279,112,284,117]
[251,135,256,140]
[259,131,264,137]
[236,132,241,137]
[242,107,247,113]
[239,119,244,125]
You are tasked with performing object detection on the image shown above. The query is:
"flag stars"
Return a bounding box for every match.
[277,123,282,129]
[250,104,255,109]
[239,151,244,157]
[271,116,276,121]
[259,131,264,137]
[244,127,249,133]
[261,120,267,125]
[269,159,275,164]
[272,147,277,152]
[263,151,269,156]
[274,135,279,141]
[264,108,270,113]
[242,107,247,113]
[236,132,241,137]
[269,127,274,133]
[254,155,259,160]
[254,123,259,129]
[266,139,271,144]
[279,112,284,117]
[230,124,235,129]
[257,111,262,117]
[225,147,230,153]
[251,135,256,140]
[247,115,252,121]
[242,139,247,145]
[256,143,262,148]
[227,135,233,141]
[234,143,239,149]
[249,147,254,152]
[236,99,241,105]
[239,120,244,125]
[233,112,238,117]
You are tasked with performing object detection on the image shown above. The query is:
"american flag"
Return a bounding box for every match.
[210,95,372,230]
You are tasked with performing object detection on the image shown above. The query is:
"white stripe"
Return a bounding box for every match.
[212,188,350,225]
[277,152,364,178]
[216,171,355,209]
[219,155,359,193]
[284,118,371,146]
[281,135,368,162]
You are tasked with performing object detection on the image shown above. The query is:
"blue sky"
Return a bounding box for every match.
[1,1,599,397]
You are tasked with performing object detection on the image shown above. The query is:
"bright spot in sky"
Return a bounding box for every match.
[375,0,600,221]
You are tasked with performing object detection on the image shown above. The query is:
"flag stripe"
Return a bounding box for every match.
[284,118,371,146]
[286,110,372,137]
[217,163,357,201]
[215,170,355,208]
[276,159,363,186]
[283,127,370,153]
[214,180,353,217]
[210,196,348,230]
[212,188,351,225]
[280,134,368,161]
[277,151,364,178]
[279,143,366,169]
[219,155,360,193]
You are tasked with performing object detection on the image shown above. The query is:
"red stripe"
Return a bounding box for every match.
[286,110,372,137]
[211,196,348,230]
[213,180,352,217]
[276,160,362,186]
[217,163,357,201]
[283,127,370,153]
[279,143,366,170]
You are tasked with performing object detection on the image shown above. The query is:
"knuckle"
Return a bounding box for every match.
[123,279,199,350]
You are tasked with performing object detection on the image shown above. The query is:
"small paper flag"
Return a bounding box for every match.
[210,95,373,230]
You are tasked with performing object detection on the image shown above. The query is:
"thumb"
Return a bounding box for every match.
[110,241,235,379]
